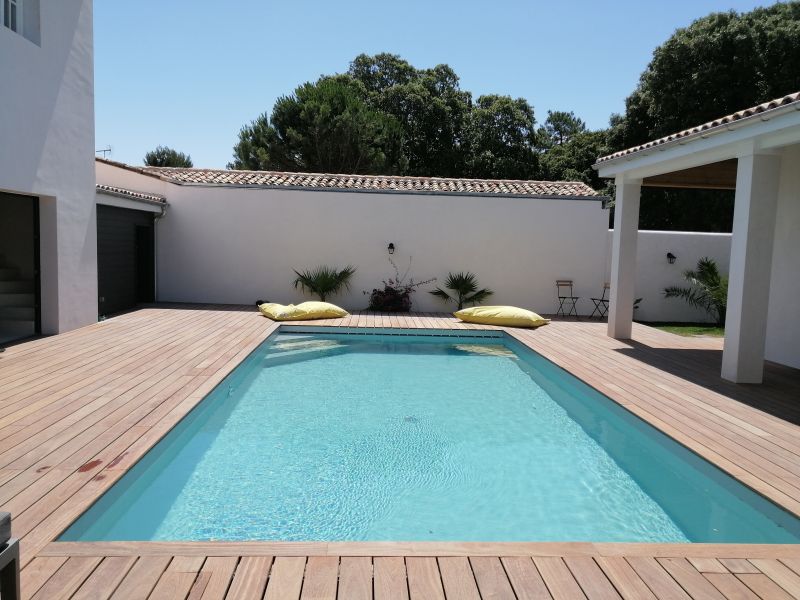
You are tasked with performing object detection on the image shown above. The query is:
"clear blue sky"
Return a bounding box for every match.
[95,0,779,169]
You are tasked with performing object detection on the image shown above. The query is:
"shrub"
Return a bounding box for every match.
[664,257,727,326]
[430,271,493,310]
[365,258,435,312]
[293,265,356,301]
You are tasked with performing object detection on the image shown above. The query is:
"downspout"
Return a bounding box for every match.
[153,202,167,302]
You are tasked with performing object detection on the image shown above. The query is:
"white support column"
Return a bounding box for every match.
[721,152,781,383]
[608,176,642,339]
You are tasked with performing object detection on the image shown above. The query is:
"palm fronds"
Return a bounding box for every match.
[430,271,494,310]
[293,265,356,301]
[664,257,727,326]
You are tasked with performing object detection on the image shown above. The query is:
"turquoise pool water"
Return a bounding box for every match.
[61,329,800,543]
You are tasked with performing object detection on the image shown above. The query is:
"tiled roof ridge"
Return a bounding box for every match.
[597,91,800,164]
[136,166,600,198]
[144,165,590,187]
[96,183,166,204]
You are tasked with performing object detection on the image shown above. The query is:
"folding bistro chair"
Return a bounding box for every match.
[590,283,610,319]
[555,280,580,317]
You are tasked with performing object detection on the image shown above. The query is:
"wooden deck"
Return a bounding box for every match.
[2,304,800,599]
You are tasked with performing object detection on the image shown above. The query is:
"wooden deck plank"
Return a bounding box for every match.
[656,557,727,600]
[718,559,761,574]
[109,555,172,600]
[264,556,306,600]
[337,557,372,600]
[406,557,445,600]
[594,556,657,600]
[299,556,338,600]
[373,557,409,600]
[747,558,800,596]
[533,557,588,600]
[469,556,517,600]
[735,573,796,599]
[437,557,480,600]
[30,555,101,600]
[19,555,68,599]
[625,557,692,600]
[225,556,272,600]
[70,556,137,600]
[563,556,622,600]
[500,556,552,600]
[702,573,761,600]
[194,556,239,600]
[149,571,200,600]
[689,557,730,574]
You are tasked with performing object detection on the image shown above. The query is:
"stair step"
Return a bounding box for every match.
[0,293,35,307]
[0,280,34,293]
[0,267,21,281]
[0,306,35,320]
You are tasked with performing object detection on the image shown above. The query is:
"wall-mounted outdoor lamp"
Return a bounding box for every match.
[667,252,677,264]
[388,243,395,255]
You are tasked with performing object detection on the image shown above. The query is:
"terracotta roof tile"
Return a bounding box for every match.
[96,184,166,204]
[597,91,800,164]
[133,166,598,198]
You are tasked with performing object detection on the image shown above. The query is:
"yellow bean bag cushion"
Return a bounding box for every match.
[454,306,550,328]
[258,301,349,321]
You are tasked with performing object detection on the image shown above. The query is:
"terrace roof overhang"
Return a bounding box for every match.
[591,94,800,385]
[594,99,800,186]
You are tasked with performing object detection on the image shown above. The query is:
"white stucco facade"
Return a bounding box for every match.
[0,0,96,334]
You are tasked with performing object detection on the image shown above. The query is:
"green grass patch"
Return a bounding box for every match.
[647,323,725,338]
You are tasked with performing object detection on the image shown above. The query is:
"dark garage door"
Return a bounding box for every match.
[97,204,155,317]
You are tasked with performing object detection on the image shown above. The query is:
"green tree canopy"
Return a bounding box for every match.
[348,54,472,177]
[539,130,609,190]
[229,76,406,174]
[610,2,800,149]
[537,110,587,148]
[464,95,538,180]
[143,146,193,168]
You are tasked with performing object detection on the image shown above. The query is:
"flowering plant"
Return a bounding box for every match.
[364,257,435,312]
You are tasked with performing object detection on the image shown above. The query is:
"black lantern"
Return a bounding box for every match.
[388,243,395,254]
[667,252,677,264]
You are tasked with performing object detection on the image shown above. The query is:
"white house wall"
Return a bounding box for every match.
[765,145,800,369]
[0,0,95,333]
[156,185,610,314]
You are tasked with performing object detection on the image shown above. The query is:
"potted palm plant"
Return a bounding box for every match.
[293,265,356,301]
[664,257,727,326]
[430,271,494,310]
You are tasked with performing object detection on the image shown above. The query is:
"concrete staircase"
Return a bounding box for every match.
[0,254,36,343]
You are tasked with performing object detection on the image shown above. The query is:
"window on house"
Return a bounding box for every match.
[3,0,21,34]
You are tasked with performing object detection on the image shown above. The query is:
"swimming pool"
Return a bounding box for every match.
[61,328,800,543]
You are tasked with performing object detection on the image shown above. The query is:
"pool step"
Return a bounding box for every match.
[262,340,347,366]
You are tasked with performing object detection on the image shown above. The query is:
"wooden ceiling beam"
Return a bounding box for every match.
[642,159,737,190]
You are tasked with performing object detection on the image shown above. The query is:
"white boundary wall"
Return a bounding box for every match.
[156,184,610,314]
[605,230,733,324]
